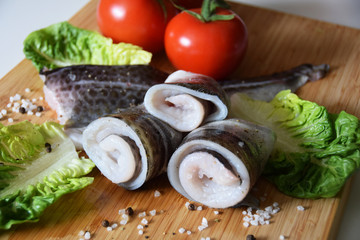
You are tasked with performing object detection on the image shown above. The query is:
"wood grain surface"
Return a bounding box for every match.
[1,0,360,239]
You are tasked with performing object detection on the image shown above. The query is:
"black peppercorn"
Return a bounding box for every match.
[125,207,134,216]
[246,234,256,240]
[19,107,26,114]
[102,219,110,227]
[37,106,44,112]
[188,203,196,211]
[45,142,52,153]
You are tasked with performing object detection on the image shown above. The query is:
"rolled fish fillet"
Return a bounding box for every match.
[144,70,229,132]
[167,119,275,208]
[82,107,183,190]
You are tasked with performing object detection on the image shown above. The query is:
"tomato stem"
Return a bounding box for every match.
[172,0,234,22]
[156,0,168,21]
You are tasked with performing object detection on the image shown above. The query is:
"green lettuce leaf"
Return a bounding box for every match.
[0,121,95,229]
[23,21,152,71]
[230,90,360,198]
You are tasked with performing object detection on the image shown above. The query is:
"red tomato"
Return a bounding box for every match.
[164,8,248,80]
[97,0,177,53]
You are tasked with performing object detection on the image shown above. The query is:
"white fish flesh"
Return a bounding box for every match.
[144,70,229,132]
[144,64,329,132]
[167,119,275,208]
[82,107,183,190]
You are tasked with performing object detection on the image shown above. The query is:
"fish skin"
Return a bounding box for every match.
[43,63,329,128]
[220,63,330,101]
[42,65,168,128]
[167,119,275,208]
[82,106,184,190]
[144,71,230,132]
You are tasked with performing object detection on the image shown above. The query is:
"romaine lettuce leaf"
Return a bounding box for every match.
[23,21,152,71]
[230,90,360,198]
[0,121,95,229]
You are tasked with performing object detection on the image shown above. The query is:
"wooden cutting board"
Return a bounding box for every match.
[1,0,360,239]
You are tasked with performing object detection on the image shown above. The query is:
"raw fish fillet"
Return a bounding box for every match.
[42,64,168,128]
[167,119,275,208]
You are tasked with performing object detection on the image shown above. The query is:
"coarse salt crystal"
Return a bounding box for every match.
[137,224,144,229]
[154,190,161,197]
[243,222,250,227]
[279,235,285,240]
[197,206,203,211]
[0,113,2,119]
[14,102,20,107]
[214,210,219,215]
[27,111,34,115]
[141,218,148,225]
[122,214,129,221]
[198,225,206,231]
[6,103,11,108]
[35,112,41,117]
[14,94,21,101]
[78,230,85,236]
[106,226,112,231]
[111,223,118,229]
[297,205,305,211]
[242,210,247,215]
[138,211,146,218]
[8,118,13,123]
[256,209,263,214]
[1,109,7,115]
[185,202,190,208]
[179,227,186,234]
[149,209,156,216]
[25,88,31,93]
[273,202,279,207]
[29,104,37,111]
[250,220,259,226]
[120,219,128,225]
[265,206,273,212]
[202,217,208,227]
[84,231,91,239]
[272,207,280,214]
[39,96,44,100]
[138,230,144,235]
[243,216,252,222]
[32,98,37,102]
[186,230,192,235]
[119,209,126,215]
[21,102,29,108]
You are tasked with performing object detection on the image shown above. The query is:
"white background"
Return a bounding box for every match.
[0,1,359,239]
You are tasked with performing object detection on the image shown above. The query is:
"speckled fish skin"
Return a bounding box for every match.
[42,64,169,128]
[220,63,330,101]
[167,119,275,208]
[82,106,184,190]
